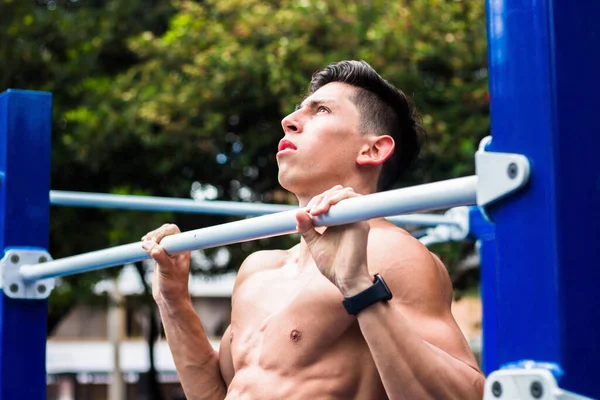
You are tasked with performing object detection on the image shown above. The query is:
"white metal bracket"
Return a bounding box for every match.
[0,249,55,299]
[484,368,594,399]
[419,206,470,246]
[475,136,531,222]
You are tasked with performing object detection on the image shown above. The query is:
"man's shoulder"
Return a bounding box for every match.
[368,220,429,264]
[234,246,297,287]
[368,220,452,304]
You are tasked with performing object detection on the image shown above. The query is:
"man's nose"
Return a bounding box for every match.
[281,112,302,134]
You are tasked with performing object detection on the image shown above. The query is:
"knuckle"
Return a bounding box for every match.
[150,248,162,258]
[145,228,156,237]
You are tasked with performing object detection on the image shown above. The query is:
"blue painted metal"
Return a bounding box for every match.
[0,90,52,399]
[485,0,600,396]
[468,207,496,375]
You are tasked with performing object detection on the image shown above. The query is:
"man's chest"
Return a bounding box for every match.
[229,267,359,369]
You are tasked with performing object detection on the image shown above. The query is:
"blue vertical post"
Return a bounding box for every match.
[468,207,496,375]
[485,1,600,397]
[0,90,52,399]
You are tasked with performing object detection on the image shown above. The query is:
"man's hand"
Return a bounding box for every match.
[142,223,191,304]
[296,185,374,296]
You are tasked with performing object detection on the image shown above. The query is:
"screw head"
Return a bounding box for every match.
[491,381,502,397]
[9,284,18,293]
[10,254,19,264]
[507,162,518,179]
[37,284,46,294]
[38,256,47,263]
[530,381,543,398]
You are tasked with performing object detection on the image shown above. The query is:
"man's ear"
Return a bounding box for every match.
[356,135,395,166]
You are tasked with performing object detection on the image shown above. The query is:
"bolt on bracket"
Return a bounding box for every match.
[0,249,55,299]
[484,368,593,399]
[475,136,531,222]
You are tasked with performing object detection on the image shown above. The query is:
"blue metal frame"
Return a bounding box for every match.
[468,207,496,375]
[1,1,600,395]
[485,0,600,397]
[0,90,52,399]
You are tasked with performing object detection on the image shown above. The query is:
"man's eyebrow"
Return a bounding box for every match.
[296,98,336,111]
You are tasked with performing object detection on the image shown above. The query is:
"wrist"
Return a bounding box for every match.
[338,273,374,297]
[341,273,393,316]
[155,291,192,313]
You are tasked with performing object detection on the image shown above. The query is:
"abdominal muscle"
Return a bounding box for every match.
[225,329,385,400]
[225,262,387,400]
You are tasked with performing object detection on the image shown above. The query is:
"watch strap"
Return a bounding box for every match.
[342,274,393,316]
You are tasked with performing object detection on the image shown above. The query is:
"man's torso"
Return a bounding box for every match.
[226,249,387,400]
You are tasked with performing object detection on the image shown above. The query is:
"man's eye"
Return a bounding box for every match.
[317,106,329,113]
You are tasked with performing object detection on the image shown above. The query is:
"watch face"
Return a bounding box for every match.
[342,274,392,315]
[376,274,393,301]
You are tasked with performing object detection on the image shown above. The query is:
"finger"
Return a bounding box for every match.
[327,187,360,205]
[307,185,343,212]
[142,240,172,266]
[313,190,338,214]
[314,186,354,214]
[141,223,171,241]
[295,209,320,247]
[148,223,181,244]
[305,194,323,212]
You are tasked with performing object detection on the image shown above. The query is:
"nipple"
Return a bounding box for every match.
[290,329,302,342]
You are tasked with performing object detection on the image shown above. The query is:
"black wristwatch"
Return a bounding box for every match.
[342,274,393,316]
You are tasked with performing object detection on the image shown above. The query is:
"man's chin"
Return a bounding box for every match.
[277,173,303,194]
[277,176,294,193]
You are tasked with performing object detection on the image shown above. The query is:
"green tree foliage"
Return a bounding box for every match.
[1,0,489,329]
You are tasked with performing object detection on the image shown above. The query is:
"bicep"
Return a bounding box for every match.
[391,280,480,372]
[382,246,477,369]
[219,325,235,386]
[402,306,472,354]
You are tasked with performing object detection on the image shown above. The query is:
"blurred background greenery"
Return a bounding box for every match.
[1,0,489,333]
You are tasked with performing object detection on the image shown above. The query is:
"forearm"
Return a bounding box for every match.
[157,297,227,400]
[357,302,484,400]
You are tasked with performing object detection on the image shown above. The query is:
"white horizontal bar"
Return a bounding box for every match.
[50,191,459,227]
[386,214,458,226]
[50,191,292,217]
[22,176,477,282]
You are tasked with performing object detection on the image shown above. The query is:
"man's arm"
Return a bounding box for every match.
[142,223,228,400]
[355,233,484,400]
[156,297,228,399]
[295,185,484,400]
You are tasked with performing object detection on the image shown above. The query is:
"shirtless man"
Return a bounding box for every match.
[142,60,485,399]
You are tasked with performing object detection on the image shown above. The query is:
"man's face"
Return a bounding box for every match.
[277,82,366,195]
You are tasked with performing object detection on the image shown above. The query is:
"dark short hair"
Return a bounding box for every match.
[309,60,425,191]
